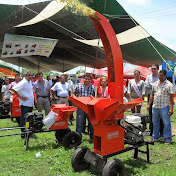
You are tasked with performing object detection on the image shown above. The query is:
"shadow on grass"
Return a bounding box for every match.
[123,158,149,175]
[26,140,63,151]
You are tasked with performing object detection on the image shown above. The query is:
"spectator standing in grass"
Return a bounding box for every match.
[33,72,51,116]
[145,64,164,137]
[127,70,145,113]
[11,71,34,138]
[98,77,108,97]
[47,75,53,87]
[147,70,174,145]
[1,78,11,101]
[50,75,71,105]
[9,74,21,90]
[72,74,95,140]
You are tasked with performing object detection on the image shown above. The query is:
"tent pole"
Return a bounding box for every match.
[173,71,175,93]
[19,58,21,73]
[63,50,65,73]
[38,60,40,72]
[85,47,87,73]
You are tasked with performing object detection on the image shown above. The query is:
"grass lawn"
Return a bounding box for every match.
[0,103,176,176]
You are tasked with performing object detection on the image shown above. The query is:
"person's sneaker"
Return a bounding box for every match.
[149,138,155,142]
[164,142,171,145]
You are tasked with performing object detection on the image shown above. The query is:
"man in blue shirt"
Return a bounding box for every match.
[33,72,51,116]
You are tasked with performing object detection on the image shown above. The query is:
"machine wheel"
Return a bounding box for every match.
[102,159,125,176]
[55,128,71,142]
[63,131,81,148]
[71,147,91,172]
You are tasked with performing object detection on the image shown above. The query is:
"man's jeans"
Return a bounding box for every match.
[148,94,164,136]
[20,105,33,134]
[152,106,172,143]
[76,107,94,139]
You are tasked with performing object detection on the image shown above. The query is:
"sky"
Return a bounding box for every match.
[0,0,176,74]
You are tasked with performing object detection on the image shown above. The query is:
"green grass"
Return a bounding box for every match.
[0,104,176,176]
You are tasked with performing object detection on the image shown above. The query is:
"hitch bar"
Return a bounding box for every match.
[0,131,32,138]
[0,127,25,131]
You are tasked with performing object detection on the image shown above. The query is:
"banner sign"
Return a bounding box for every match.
[1,34,58,58]
[162,60,175,77]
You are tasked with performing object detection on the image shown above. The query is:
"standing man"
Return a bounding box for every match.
[11,71,34,138]
[50,75,71,105]
[145,64,163,136]
[147,70,174,144]
[72,74,95,140]
[33,72,51,116]
[1,78,11,101]
[46,75,53,87]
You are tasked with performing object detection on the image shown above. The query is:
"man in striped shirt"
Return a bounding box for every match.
[147,70,174,144]
[72,74,95,140]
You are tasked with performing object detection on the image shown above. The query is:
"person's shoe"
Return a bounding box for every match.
[164,142,171,145]
[149,138,155,142]
[159,134,163,138]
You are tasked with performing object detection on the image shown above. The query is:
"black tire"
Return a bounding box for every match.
[71,147,91,172]
[55,128,71,142]
[63,131,81,148]
[102,159,125,176]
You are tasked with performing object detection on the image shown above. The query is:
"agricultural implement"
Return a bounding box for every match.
[0,104,81,151]
[0,94,21,124]
[69,12,155,176]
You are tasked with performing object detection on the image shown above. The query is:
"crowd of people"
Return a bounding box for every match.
[0,64,174,144]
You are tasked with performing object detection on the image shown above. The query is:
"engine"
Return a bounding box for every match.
[124,114,149,144]
[0,101,10,116]
[25,112,43,131]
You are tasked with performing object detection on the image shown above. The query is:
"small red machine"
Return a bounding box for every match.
[11,94,21,123]
[70,12,153,176]
[0,104,81,151]
[24,104,81,150]
[0,94,21,123]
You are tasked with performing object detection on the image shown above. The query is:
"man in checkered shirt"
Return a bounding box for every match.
[72,74,95,140]
[147,70,174,144]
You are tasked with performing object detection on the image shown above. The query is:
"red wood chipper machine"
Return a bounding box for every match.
[0,104,81,151]
[69,12,154,176]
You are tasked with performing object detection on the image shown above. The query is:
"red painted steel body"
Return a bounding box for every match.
[11,94,21,117]
[11,94,37,118]
[69,12,143,156]
[50,104,77,130]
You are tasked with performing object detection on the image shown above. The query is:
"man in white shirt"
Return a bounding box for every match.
[1,78,11,101]
[46,75,53,87]
[11,71,34,138]
[50,75,71,105]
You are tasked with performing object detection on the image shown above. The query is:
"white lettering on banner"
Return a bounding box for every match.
[15,109,21,112]
[54,121,65,127]
[107,131,119,140]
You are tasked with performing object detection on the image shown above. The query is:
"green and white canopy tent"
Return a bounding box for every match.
[0,0,175,72]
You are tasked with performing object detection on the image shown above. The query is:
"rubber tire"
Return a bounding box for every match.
[63,131,81,148]
[102,159,125,176]
[71,147,91,172]
[55,128,71,142]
